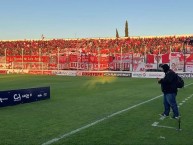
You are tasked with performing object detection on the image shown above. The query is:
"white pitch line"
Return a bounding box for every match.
[152,121,178,130]
[184,82,193,87]
[152,121,177,130]
[152,122,159,126]
[42,83,193,145]
[159,116,166,120]
[179,103,183,105]
[42,94,163,145]
[155,124,177,130]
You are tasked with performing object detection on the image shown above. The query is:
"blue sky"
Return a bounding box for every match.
[0,0,193,40]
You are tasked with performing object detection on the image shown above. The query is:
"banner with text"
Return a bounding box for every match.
[0,86,50,108]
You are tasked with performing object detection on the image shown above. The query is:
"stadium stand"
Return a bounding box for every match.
[0,35,193,71]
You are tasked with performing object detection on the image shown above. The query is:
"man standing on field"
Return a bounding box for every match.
[157,64,180,119]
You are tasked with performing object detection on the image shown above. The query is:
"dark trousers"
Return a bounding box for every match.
[163,93,179,117]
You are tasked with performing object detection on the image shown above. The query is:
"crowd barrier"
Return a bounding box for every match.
[0,86,50,108]
[0,69,193,78]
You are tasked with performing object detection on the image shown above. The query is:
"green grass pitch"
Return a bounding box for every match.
[0,74,193,145]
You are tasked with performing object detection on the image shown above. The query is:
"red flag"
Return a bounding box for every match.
[146,54,154,63]
[162,53,170,63]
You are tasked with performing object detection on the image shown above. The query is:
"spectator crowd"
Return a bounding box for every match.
[0,35,192,57]
[0,35,192,71]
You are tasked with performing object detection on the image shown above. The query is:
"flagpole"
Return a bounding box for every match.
[77,48,78,70]
[132,46,134,72]
[183,40,187,72]
[98,47,100,71]
[22,48,24,72]
[121,46,123,71]
[5,48,7,68]
[67,48,69,70]
[39,47,41,70]
[169,45,172,67]
[144,46,147,64]
[87,49,90,71]
[57,47,59,70]
[131,52,133,71]
[157,46,160,69]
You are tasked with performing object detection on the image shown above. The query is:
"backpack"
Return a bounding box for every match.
[176,74,184,88]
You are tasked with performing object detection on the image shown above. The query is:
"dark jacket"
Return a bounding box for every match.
[158,69,178,94]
